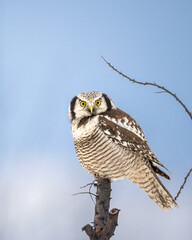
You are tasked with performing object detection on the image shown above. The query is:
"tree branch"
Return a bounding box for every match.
[102,56,192,201]
[102,56,192,121]
[82,178,120,240]
[174,168,192,201]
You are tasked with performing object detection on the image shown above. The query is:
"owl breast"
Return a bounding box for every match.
[72,116,137,180]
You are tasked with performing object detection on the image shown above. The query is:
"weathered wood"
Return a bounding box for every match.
[82,178,120,240]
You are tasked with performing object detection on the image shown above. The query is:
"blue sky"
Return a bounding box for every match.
[1,1,192,240]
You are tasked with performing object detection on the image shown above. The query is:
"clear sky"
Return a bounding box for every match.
[1,1,192,240]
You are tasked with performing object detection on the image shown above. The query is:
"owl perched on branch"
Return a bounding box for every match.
[69,91,177,210]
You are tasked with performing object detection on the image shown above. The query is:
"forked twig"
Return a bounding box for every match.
[73,180,97,204]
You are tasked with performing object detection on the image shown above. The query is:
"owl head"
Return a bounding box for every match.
[69,91,116,121]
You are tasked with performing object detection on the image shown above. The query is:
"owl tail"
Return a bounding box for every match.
[128,161,178,210]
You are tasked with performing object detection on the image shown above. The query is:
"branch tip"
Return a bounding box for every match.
[174,168,192,201]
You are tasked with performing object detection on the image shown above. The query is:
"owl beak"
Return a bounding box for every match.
[89,105,93,113]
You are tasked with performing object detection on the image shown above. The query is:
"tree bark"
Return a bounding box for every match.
[82,178,120,240]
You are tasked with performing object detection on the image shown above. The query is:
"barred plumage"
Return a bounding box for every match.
[69,91,178,210]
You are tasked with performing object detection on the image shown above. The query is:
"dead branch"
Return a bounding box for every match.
[80,180,97,189]
[73,180,97,204]
[102,56,192,201]
[174,168,192,201]
[72,192,97,197]
[102,56,192,121]
[82,178,120,240]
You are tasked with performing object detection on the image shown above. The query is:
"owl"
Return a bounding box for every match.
[69,91,177,210]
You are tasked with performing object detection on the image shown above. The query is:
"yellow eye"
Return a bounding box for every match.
[95,100,101,106]
[80,101,86,107]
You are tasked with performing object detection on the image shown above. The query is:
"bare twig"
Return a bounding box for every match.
[89,180,97,204]
[79,180,97,204]
[174,168,192,201]
[72,192,97,197]
[73,180,97,204]
[80,180,97,189]
[155,91,166,94]
[102,56,192,121]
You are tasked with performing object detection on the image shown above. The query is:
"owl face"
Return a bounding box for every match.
[69,91,116,121]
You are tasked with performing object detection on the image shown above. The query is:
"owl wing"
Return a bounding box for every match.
[99,108,170,179]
